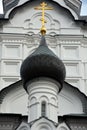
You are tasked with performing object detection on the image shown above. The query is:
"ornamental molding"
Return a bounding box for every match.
[0,123,13,129]
[2,39,25,44]
[59,40,81,45]
[0,33,87,46]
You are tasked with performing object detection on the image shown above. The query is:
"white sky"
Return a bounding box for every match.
[0,0,87,15]
[0,0,3,14]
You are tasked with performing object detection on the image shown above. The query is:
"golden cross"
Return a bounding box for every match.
[34,2,53,35]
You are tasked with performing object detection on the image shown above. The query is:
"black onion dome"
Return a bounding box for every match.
[20,36,66,90]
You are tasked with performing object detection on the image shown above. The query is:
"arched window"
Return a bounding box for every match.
[41,101,46,116]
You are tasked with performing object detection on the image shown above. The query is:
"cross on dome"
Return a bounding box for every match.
[34,2,53,35]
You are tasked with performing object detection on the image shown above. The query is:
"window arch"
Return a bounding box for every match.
[41,101,46,117]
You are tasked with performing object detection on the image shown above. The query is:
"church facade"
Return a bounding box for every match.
[0,0,87,130]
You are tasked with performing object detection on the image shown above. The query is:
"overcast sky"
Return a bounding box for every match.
[81,0,87,15]
[0,0,3,14]
[0,0,87,15]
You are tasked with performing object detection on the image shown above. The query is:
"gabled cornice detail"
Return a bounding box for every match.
[64,0,81,15]
[52,0,81,20]
[1,0,82,20]
[2,0,30,18]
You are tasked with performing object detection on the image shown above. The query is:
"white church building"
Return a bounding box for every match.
[0,0,87,130]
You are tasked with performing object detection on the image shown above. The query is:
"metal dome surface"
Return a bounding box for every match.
[20,36,66,90]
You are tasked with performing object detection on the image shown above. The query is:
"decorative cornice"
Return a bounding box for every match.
[64,0,81,15]
[0,0,85,22]
[0,113,28,129]
[59,115,87,130]
[3,0,20,12]
[0,33,87,50]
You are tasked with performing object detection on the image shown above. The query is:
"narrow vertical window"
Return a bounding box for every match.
[41,101,46,116]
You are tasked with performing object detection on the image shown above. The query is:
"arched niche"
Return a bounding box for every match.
[30,96,37,105]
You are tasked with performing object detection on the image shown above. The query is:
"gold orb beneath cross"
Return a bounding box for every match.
[40,26,46,35]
